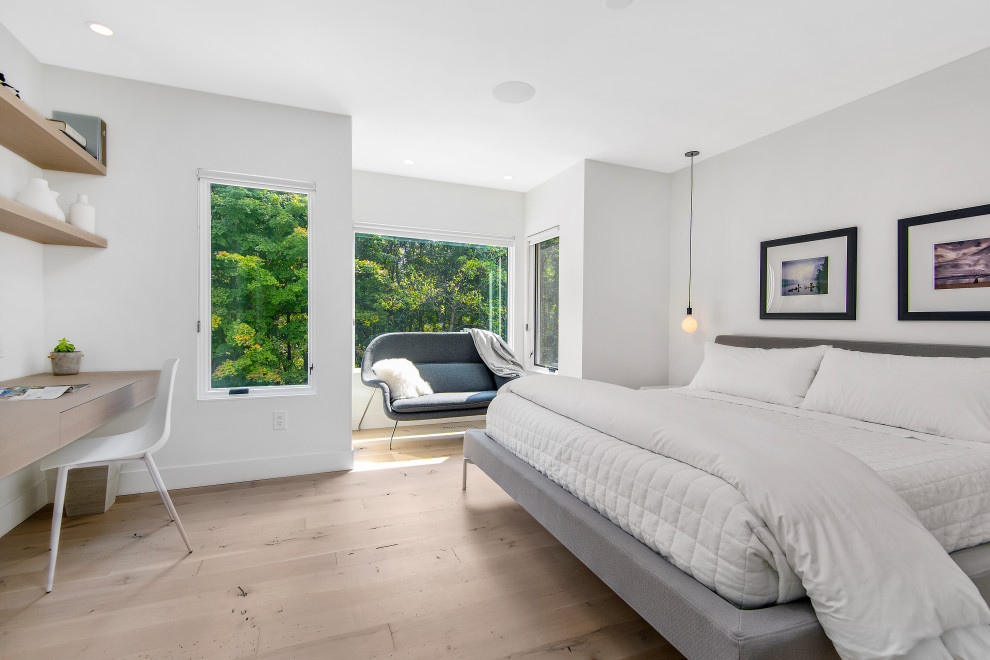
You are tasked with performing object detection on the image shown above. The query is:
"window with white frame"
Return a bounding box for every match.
[198,170,314,398]
[354,225,512,367]
[529,229,559,371]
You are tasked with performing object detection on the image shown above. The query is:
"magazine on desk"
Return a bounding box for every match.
[0,384,90,401]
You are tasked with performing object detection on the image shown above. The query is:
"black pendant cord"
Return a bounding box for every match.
[685,150,699,314]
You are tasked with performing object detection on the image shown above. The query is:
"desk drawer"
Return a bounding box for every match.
[59,379,157,446]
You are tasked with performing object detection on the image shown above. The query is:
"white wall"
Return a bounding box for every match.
[0,24,50,536]
[0,24,45,380]
[40,66,354,494]
[668,48,990,384]
[583,161,670,388]
[524,161,671,386]
[524,162,585,377]
[351,170,525,429]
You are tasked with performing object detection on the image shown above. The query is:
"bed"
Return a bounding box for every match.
[462,335,990,660]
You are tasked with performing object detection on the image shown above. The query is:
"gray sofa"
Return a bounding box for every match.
[360,332,516,440]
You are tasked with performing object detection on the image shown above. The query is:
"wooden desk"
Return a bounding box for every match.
[0,370,159,480]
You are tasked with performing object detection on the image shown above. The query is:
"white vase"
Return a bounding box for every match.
[16,177,65,221]
[68,194,97,234]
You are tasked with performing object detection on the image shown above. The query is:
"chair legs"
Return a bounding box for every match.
[45,458,191,592]
[144,455,192,554]
[46,466,69,593]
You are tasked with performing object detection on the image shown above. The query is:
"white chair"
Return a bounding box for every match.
[40,357,192,592]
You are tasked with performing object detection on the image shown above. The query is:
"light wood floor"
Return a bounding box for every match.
[0,426,684,659]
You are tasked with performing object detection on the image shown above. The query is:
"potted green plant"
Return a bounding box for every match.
[49,338,84,376]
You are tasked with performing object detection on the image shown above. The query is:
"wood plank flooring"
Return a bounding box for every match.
[0,427,684,659]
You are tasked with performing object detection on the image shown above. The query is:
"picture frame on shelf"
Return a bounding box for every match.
[760,226,857,320]
[898,203,990,321]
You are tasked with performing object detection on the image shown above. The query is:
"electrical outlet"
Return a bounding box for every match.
[273,410,287,431]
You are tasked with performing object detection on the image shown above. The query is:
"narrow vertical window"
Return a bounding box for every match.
[534,235,559,370]
[199,171,315,398]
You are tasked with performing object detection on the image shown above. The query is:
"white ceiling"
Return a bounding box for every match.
[4,0,990,191]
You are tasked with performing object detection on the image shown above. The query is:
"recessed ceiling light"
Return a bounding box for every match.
[403,159,416,165]
[503,175,514,181]
[603,0,634,9]
[86,22,114,36]
[493,81,536,104]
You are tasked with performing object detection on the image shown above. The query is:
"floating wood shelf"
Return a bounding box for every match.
[0,85,106,176]
[0,195,107,247]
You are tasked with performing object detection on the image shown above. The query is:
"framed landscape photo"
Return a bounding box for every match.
[898,203,990,321]
[760,227,857,320]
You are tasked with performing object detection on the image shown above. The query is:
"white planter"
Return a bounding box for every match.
[68,194,97,233]
[17,177,65,221]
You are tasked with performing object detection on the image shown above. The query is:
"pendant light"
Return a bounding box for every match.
[681,150,700,333]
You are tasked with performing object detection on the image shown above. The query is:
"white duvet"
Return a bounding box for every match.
[487,375,990,660]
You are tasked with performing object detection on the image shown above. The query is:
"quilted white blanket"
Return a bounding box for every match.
[488,375,990,660]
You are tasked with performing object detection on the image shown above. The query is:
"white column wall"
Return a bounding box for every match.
[582,160,671,388]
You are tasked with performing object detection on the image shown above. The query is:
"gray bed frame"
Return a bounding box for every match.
[462,335,990,660]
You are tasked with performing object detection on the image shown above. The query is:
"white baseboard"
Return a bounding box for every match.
[117,450,355,495]
[0,475,49,537]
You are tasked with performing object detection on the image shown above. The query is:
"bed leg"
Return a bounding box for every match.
[462,457,473,490]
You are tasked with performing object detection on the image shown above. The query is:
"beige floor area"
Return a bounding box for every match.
[0,425,683,659]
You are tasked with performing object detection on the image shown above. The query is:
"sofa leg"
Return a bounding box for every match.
[462,457,473,491]
[356,390,375,431]
[388,420,398,451]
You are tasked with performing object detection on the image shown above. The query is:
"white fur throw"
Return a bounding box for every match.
[372,358,434,400]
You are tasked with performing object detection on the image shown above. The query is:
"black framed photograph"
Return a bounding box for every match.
[898,203,990,321]
[760,227,857,320]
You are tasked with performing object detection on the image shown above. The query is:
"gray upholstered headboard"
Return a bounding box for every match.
[715,335,990,359]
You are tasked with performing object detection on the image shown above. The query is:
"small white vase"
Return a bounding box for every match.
[16,177,65,221]
[68,194,97,234]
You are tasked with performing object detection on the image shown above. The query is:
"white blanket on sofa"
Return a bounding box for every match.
[499,375,990,660]
[468,328,526,379]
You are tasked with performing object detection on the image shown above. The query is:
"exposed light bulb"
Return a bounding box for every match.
[681,308,698,333]
[403,159,416,165]
[682,150,701,334]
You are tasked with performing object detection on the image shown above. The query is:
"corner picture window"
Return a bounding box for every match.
[531,233,559,370]
[198,171,314,398]
[354,228,511,367]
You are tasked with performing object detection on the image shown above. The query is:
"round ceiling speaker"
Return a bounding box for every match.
[492,81,536,104]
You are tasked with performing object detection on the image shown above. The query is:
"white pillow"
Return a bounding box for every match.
[801,348,990,443]
[688,342,829,407]
[372,358,434,400]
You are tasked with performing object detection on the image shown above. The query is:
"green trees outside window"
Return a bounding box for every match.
[354,233,509,367]
[209,184,310,388]
[535,236,560,369]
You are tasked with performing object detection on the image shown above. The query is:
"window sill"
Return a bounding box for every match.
[198,385,316,401]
